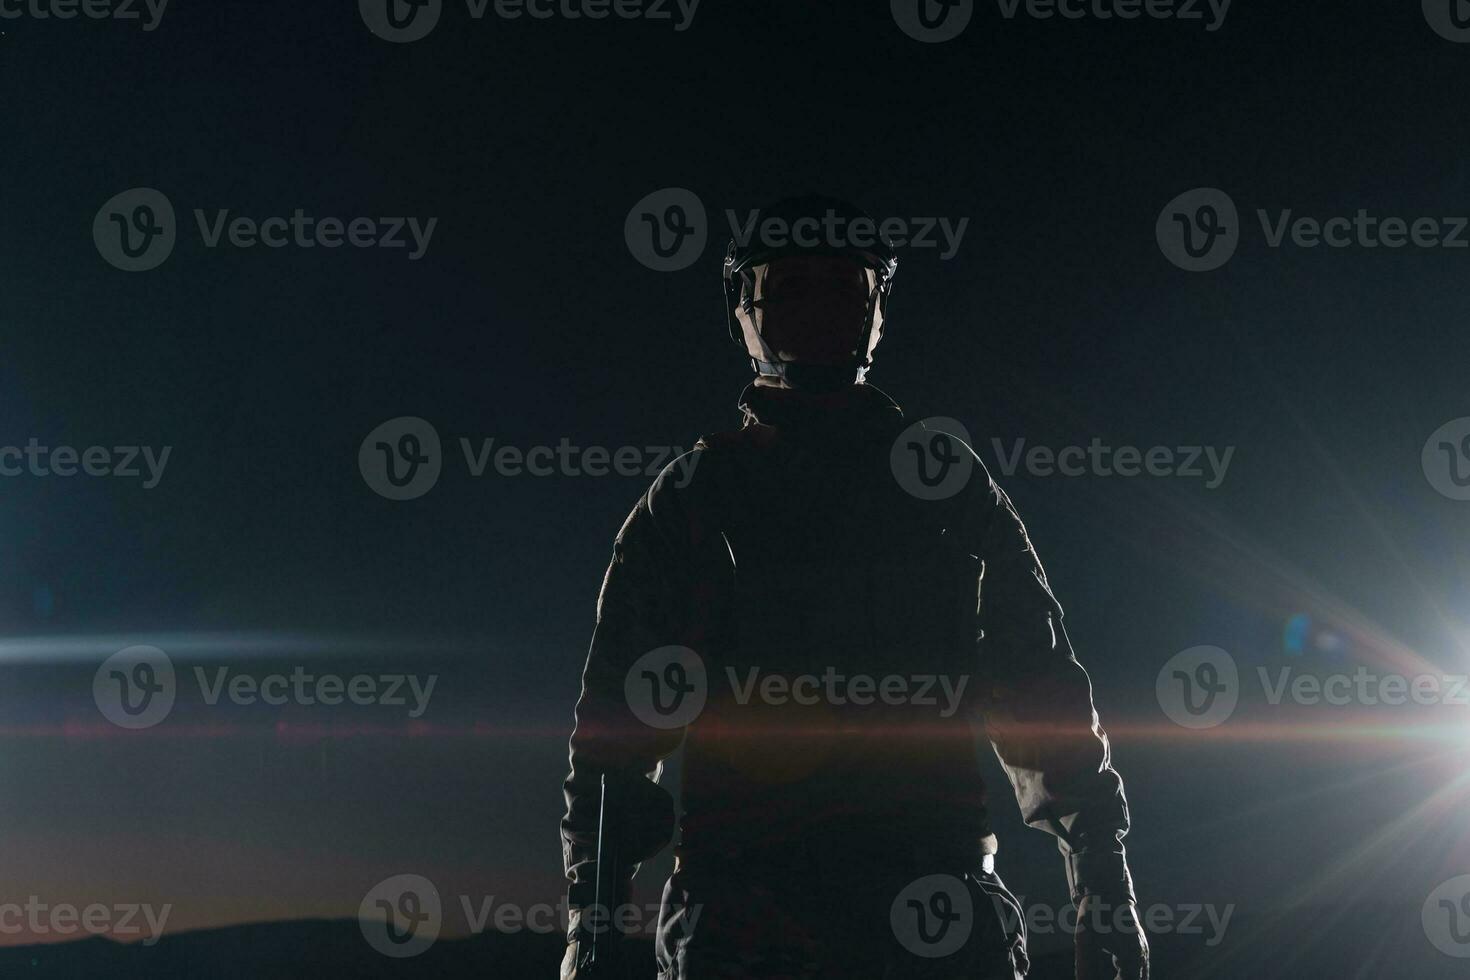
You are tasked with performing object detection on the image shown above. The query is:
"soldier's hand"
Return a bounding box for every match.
[1074,895,1148,980]
[560,939,578,980]
[560,936,627,980]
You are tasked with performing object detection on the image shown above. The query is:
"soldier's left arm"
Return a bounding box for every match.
[963,462,1137,910]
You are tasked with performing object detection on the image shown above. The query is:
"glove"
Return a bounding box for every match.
[560,929,629,980]
[1074,895,1148,980]
[560,882,633,980]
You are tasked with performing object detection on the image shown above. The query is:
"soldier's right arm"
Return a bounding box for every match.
[561,467,697,891]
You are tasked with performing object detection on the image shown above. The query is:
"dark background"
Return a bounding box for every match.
[2,0,1469,975]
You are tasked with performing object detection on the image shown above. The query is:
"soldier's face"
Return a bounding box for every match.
[751,255,872,365]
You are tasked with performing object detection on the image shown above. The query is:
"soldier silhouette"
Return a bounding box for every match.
[562,196,1147,980]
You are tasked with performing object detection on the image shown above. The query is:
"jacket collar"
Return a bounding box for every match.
[737,381,904,431]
